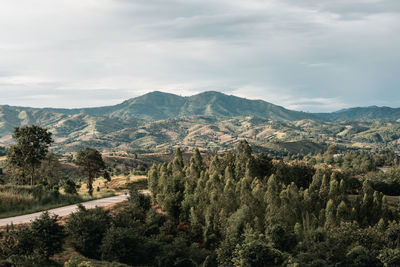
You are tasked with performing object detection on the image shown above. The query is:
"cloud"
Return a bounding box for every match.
[0,0,399,111]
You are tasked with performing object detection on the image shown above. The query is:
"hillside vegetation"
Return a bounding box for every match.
[0,91,399,154]
[3,141,400,266]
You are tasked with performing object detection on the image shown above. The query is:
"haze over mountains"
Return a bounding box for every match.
[1,91,399,153]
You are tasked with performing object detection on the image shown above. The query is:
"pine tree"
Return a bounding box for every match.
[325,199,336,228]
[235,140,253,179]
[328,179,340,201]
[173,147,184,173]
[223,177,238,214]
[336,201,349,222]
[319,174,330,204]
[148,165,159,201]
[265,175,282,226]
[209,156,222,176]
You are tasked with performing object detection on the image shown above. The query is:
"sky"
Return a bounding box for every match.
[0,0,399,112]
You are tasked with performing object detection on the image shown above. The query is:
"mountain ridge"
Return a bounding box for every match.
[1,91,400,154]
[2,91,399,121]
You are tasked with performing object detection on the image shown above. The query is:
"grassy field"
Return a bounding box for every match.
[77,174,147,195]
[0,174,146,219]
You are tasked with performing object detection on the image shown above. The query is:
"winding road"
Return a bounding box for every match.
[0,194,129,227]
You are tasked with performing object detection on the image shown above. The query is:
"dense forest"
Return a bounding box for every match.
[2,134,400,266]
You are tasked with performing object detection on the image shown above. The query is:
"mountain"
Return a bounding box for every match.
[180,91,316,120]
[67,91,400,121]
[319,106,400,121]
[38,91,315,121]
[0,91,400,154]
[4,91,400,122]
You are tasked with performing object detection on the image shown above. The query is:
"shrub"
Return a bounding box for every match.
[64,179,78,195]
[28,211,64,260]
[100,227,147,265]
[2,212,64,263]
[65,205,111,259]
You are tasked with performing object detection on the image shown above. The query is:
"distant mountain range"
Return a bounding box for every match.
[3,91,400,121]
[0,91,399,153]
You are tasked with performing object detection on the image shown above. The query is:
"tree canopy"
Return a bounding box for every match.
[7,125,53,185]
[76,147,106,196]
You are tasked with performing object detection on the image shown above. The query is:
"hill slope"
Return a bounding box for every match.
[319,106,400,121]
[38,91,316,121]
[0,91,400,154]
[4,91,400,122]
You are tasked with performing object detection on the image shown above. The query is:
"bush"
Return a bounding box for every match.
[129,188,151,211]
[1,212,64,263]
[64,179,78,195]
[112,188,151,227]
[65,205,111,259]
[154,235,208,267]
[366,169,400,196]
[100,227,147,265]
[28,211,64,260]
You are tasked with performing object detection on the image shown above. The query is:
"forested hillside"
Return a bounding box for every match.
[2,140,400,266]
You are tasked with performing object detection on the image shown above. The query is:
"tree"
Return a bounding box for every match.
[325,199,337,228]
[39,152,62,187]
[235,140,253,179]
[11,212,64,262]
[346,245,381,267]
[7,125,53,185]
[65,205,111,258]
[100,227,147,265]
[76,148,106,196]
[232,229,283,267]
[378,248,400,266]
[64,179,78,195]
[28,212,64,260]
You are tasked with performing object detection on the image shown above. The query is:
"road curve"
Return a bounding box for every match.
[0,194,129,227]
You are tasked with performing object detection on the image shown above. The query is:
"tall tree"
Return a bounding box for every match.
[76,148,106,196]
[39,152,62,187]
[7,125,53,185]
[235,140,253,179]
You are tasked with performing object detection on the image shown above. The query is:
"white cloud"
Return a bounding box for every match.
[0,0,399,111]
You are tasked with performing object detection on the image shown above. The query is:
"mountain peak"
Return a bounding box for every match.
[91,90,313,121]
[2,90,399,122]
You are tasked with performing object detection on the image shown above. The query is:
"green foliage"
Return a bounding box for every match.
[3,140,400,266]
[0,185,83,217]
[267,225,297,252]
[346,245,382,267]
[232,230,283,267]
[378,248,400,266]
[64,179,78,195]
[7,125,53,185]
[0,212,63,264]
[39,152,63,187]
[366,169,400,196]
[76,148,106,196]
[26,211,64,260]
[100,227,147,264]
[65,205,111,259]
[146,142,400,266]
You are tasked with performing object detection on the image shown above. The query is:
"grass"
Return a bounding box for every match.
[76,174,146,196]
[0,174,146,219]
[0,190,115,219]
[53,246,130,267]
